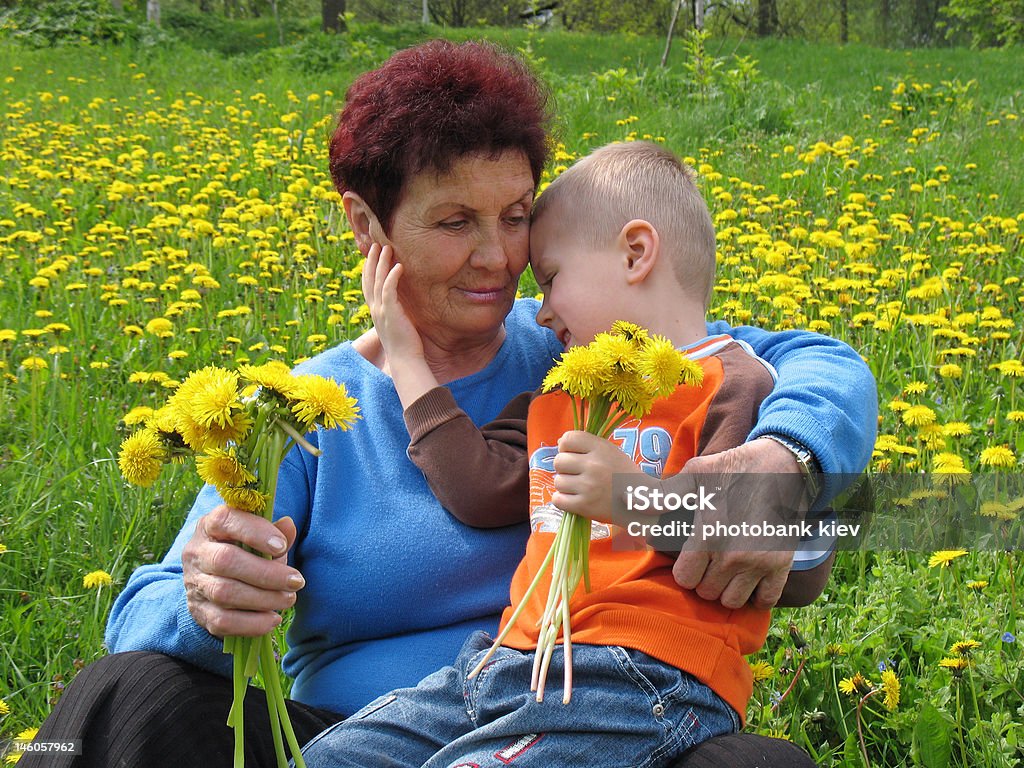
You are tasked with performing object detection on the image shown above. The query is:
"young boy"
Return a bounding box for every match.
[300,142,829,768]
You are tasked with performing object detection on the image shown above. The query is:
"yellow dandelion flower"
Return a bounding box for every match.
[980,501,1010,518]
[591,332,640,372]
[1007,411,1024,423]
[7,727,39,762]
[117,429,166,487]
[122,406,155,427]
[933,452,966,471]
[966,580,988,590]
[749,661,774,683]
[290,375,360,431]
[929,549,968,568]
[839,672,871,696]
[219,485,268,514]
[238,360,300,400]
[903,381,928,395]
[543,345,604,399]
[610,320,649,345]
[942,422,972,437]
[145,317,174,337]
[826,643,846,658]
[950,640,981,657]
[0,699,9,715]
[196,448,256,489]
[887,399,910,412]
[902,405,937,426]
[992,360,1024,377]
[603,367,655,418]
[980,446,1016,469]
[636,335,685,397]
[169,366,251,452]
[83,570,112,589]
[938,363,962,379]
[938,657,970,675]
[19,357,47,371]
[880,669,900,711]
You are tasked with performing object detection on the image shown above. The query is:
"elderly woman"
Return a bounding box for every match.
[22,40,874,768]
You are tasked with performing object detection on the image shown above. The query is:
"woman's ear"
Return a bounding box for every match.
[342,192,385,255]
[618,219,659,286]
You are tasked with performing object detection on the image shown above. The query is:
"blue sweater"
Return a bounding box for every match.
[106,300,877,716]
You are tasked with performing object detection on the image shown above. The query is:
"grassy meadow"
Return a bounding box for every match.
[1,21,1023,766]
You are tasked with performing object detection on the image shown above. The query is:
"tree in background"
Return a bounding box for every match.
[322,0,345,30]
[941,0,1024,45]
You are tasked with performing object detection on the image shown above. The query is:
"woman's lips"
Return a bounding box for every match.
[459,286,507,303]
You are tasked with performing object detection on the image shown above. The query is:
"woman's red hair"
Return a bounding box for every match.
[329,39,551,232]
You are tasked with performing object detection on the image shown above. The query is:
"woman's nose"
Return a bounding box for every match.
[469,225,509,270]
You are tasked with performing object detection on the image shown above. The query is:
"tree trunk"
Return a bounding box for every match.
[879,0,891,47]
[422,0,429,24]
[147,0,160,26]
[692,0,704,30]
[322,0,347,32]
[111,0,124,11]
[757,0,777,36]
[661,0,685,66]
[839,0,848,42]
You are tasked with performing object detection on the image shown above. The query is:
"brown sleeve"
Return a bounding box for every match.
[650,344,776,554]
[405,387,537,528]
[696,343,776,457]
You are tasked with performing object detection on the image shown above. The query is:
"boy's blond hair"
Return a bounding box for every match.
[533,141,717,309]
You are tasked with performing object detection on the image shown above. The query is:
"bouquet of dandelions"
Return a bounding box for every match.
[117,361,359,768]
[469,321,703,704]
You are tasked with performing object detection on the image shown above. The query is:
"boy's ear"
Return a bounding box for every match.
[618,219,659,286]
[342,191,387,255]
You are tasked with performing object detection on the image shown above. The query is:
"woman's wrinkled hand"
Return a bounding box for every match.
[670,437,807,610]
[182,506,305,638]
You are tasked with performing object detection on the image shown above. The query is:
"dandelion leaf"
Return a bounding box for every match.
[912,702,952,768]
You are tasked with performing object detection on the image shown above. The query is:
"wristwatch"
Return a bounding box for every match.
[760,434,822,507]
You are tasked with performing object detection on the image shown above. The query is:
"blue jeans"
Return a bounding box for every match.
[300,631,740,768]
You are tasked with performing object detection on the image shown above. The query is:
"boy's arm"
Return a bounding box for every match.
[709,321,878,505]
[364,243,533,527]
[674,344,835,607]
[405,388,534,527]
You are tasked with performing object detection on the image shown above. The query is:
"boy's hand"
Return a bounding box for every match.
[362,243,438,408]
[552,430,642,524]
[362,242,424,363]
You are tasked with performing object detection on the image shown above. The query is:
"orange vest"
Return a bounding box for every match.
[498,342,772,720]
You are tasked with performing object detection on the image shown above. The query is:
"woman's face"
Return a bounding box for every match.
[378,151,535,349]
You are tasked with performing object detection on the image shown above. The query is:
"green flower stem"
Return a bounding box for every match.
[231,645,248,768]
[467,539,560,678]
[224,424,312,768]
[275,417,321,457]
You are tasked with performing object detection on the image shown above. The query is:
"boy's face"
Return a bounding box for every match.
[530,207,629,348]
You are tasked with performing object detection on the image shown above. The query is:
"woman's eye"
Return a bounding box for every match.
[441,220,467,232]
[504,215,527,227]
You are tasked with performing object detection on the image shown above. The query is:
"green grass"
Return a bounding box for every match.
[0,21,1023,766]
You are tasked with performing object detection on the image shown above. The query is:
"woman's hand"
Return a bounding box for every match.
[182,506,305,638]
[670,438,806,610]
[362,242,439,408]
